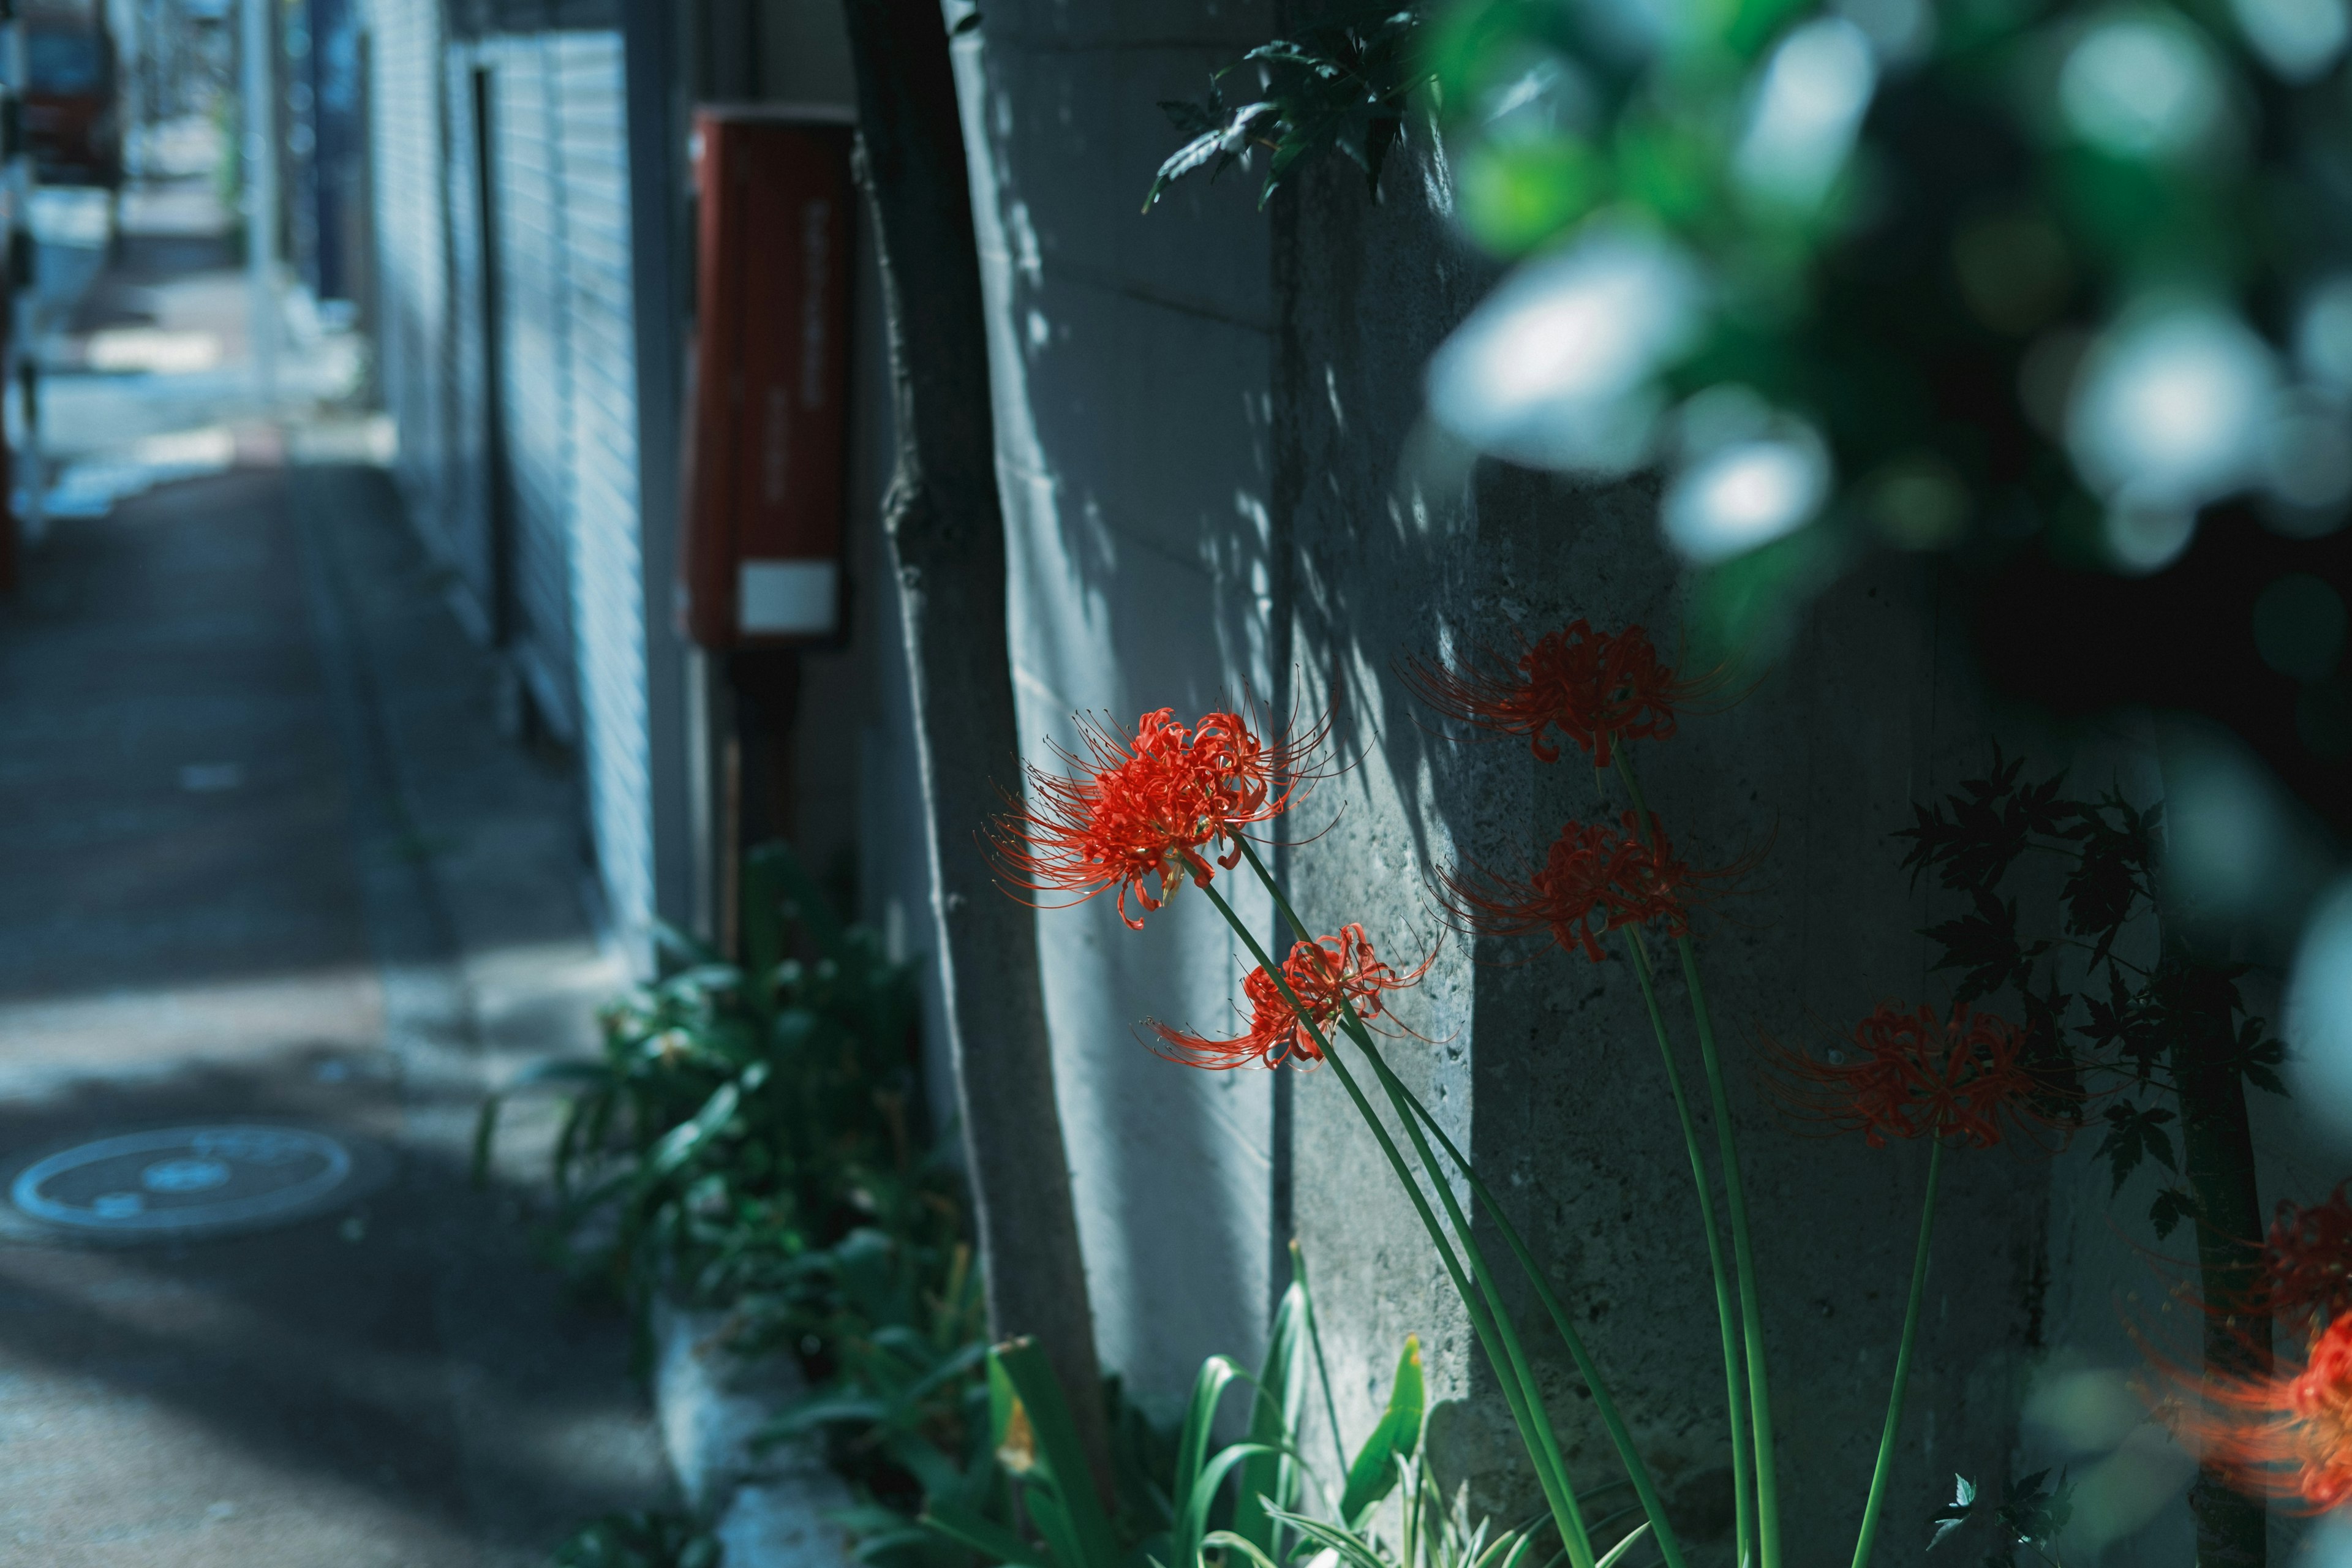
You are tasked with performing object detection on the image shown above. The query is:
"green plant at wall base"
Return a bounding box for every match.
[474,843,947,1343]
[546,1509,721,1568]
[989,638,2082,1568]
[919,1256,1436,1568]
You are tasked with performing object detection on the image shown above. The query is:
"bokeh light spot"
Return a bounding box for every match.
[1735,18,1879,209]
[1662,428,1831,562]
[2288,877,2352,1144]
[2058,12,2225,160]
[2068,303,2278,512]
[2297,276,2352,390]
[2230,0,2350,80]
[1425,225,1703,472]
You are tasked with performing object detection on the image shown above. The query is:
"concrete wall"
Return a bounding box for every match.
[949,0,1290,1404]
[949,6,2054,1561]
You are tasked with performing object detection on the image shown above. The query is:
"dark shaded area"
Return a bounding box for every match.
[1969,513,2352,843]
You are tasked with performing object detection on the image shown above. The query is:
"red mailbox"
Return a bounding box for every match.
[679,107,856,646]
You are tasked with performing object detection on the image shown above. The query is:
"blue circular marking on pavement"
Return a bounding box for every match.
[9,1126,356,1235]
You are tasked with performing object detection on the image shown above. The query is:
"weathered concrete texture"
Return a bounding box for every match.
[953,9,2079,1567]
[1274,126,2041,1559]
[0,447,667,1564]
[652,1300,856,1567]
[952,0,1293,1409]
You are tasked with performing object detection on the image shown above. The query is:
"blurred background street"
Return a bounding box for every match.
[0,118,669,1567]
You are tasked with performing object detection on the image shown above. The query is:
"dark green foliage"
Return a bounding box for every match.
[1896,754,2286,1235]
[2149,1185,2201,1241]
[476,843,950,1349]
[485,845,987,1561]
[548,1510,721,1568]
[1145,6,1432,211]
[1929,1471,2075,1567]
[2091,1102,2176,1194]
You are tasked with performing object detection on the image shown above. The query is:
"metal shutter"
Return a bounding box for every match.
[551,31,653,941]
[484,39,579,739]
[362,0,448,547]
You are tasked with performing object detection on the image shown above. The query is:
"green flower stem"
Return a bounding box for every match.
[1611,750,1781,1568]
[1197,877,1599,1568]
[1385,1072,1693,1568]
[1225,844,1598,1566]
[1624,928,1754,1568]
[1849,1137,1943,1568]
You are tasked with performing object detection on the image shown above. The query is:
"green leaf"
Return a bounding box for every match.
[1340,1335,1423,1525]
[643,1081,741,1183]
[1929,1474,1978,1551]
[1231,1265,1312,1557]
[989,1339,1121,1568]
[2150,1186,2198,1240]
[2092,1102,2176,1194]
[1594,1521,1652,1568]
[1170,1353,1246,1568]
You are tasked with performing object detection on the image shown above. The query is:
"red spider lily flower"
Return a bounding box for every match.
[1147,924,1430,1070]
[993,706,1325,929]
[1439,810,1713,962]
[2266,1186,2352,1333]
[1403,620,1720,767]
[2157,1313,2352,1513]
[1768,1003,2048,1148]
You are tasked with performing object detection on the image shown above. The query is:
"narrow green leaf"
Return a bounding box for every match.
[1594,1522,1652,1568]
[1170,1353,1246,1568]
[991,1339,1121,1568]
[1341,1335,1423,1524]
[1233,1274,1311,1556]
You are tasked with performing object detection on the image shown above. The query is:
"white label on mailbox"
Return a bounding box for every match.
[738,560,839,636]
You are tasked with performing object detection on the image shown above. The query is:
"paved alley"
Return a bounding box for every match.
[0,185,668,1567]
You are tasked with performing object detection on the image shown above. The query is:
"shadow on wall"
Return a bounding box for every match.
[949,8,1290,1406]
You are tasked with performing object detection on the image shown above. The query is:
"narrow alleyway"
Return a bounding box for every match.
[0,177,668,1566]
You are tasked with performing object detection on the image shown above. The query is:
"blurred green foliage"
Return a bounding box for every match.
[1150,0,2352,846]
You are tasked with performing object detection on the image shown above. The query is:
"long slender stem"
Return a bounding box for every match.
[1849,1138,1944,1568]
[1289,1239,1349,1487]
[1224,848,1596,1559]
[1197,878,1598,1568]
[1612,752,1781,1568]
[1624,929,1754,1568]
[1385,1070,1692,1568]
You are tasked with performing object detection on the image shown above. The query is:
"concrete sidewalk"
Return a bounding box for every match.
[0,444,669,1565]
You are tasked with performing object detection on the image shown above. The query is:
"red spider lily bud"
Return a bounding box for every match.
[2154,1313,2352,1513]
[1147,924,1430,1070]
[2266,1186,2352,1334]
[991,705,1327,930]
[1403,620,1721,767]
[1439,810,1709,963]
[1767,1003,2050,1148]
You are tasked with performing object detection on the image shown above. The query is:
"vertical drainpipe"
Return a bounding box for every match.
[242,0,275,404]
[620,0,699,959]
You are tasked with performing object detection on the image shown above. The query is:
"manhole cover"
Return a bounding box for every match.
[10,1125,358,1238]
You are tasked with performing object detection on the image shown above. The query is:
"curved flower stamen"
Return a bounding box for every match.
[1403,620,1721,766]
[2156,1314,2352,1514]
[2265,1186,2352,1335]
[1766,1003,2050,1148]
[1147,923,1430,1070]
[1439,810,1714,963]
[992,704,1328,929]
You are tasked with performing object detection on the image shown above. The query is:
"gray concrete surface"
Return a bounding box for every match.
[0,206,668,1566]
[652,1301,855,1568]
